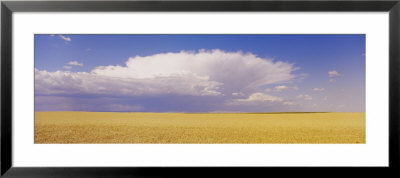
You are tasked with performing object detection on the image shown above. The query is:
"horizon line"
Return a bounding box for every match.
[34,111,365,114]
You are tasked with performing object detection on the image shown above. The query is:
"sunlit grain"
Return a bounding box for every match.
[35,112,365,144]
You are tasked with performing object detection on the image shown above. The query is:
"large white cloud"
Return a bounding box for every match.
[35,49,298,98]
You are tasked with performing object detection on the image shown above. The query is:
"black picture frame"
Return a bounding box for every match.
[1,0,399,177]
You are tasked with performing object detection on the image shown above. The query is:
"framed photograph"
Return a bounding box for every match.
[1,0,399,177]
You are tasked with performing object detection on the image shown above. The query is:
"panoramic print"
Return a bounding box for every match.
[34,34,365,143]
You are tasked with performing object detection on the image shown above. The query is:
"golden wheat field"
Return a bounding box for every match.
[34,112,365,144]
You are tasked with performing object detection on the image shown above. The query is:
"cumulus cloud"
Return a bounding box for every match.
[68,60,83,66]
[35,69,222,97]
[59,35,71,42]
[297,94,312,101]
[313,88,324,91]
[35,50,298,101]
[92,49,296,90]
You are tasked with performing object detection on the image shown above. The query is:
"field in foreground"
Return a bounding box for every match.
[35,112,365,144]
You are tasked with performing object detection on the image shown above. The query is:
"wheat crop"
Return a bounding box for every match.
[35,112,365,144]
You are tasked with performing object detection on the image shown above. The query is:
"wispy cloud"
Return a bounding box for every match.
[328,70,342,82]
[231,92,244,96]
[283,101,298,106]
[313,88,325,91]
[265,85,299,92]
[328,70,341,77]
[237,93,283,102]
[229,92,283,105]
[297,94,312,101]
[68,61,83,66]
[63,65,72,70]
[58,35,71,42]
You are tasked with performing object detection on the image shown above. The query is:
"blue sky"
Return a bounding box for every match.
[34,34,365,112]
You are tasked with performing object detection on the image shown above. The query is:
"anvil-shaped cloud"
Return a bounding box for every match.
[35,49,297,100]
